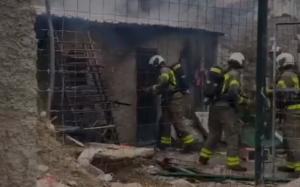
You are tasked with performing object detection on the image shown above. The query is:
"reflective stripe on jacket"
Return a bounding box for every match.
[276,70,300,110]
[221,69,247,105]
[152,66,177,94]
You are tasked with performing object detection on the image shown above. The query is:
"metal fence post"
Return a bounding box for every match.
[255,0,268,185]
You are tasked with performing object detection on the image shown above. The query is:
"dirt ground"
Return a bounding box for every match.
[35,120,295,187]
[36,120,105,187]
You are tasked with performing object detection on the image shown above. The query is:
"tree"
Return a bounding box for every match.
[0,0,37,186]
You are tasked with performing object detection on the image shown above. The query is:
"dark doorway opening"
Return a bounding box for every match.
[136,48,159,146]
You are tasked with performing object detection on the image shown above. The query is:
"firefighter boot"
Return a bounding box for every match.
[227,156,247,172]
[227,165,247,172]
[199,148,212,165]
[158,136,172,151]
[199,156,209,165]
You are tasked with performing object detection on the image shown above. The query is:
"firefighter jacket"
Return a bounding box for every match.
[171,63,190,93]
[151,66,177,96]
[219,69,248,106]
[276,69,300,110]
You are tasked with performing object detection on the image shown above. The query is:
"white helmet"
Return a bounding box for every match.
[276,52,295,68]
[149,55,165,67]
[228,52,245,67]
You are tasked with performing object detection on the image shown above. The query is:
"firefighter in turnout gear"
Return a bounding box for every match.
[199,52,249,171]
[171,61,198,152]
[146,55,195,150]
[275,53,300,174]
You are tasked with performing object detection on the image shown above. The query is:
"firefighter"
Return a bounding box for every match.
[199,52,249,171]
[171,61,198,152]
[146,55,195,150]
[275,53,300,174]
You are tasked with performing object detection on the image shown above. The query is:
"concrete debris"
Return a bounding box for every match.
[144,165,161,174]
[36,176,69,187]
[67,181,78,187]
[88,143,155,160]
[97,173,113,182]
[110,182,143,187]
[77,147,106,176]
[37,164,49,174]
[169,179,196,187]
[66,180,78,186]
[279,177,300,187]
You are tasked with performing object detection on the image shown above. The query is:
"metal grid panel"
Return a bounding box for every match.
[34,0,270,185]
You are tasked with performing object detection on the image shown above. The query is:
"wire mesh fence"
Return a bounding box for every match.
[33,0,300,185]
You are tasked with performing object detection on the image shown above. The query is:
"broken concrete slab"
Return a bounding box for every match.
[88,143,155,160]
[77,146,107,177]
[110,182,143,187]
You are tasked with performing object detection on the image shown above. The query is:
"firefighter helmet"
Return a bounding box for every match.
[149,55,165,67]
[228,52,245,67]
[276,52,295,68]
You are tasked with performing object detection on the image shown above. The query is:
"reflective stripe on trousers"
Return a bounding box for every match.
[200,148,213,159]
[181,135,195,145]
[160,136,171,145]
[287,162,296,169]
[287,104,300,110]
[295,162,300,172]
[227,156,241,166]
[286,162,300,171]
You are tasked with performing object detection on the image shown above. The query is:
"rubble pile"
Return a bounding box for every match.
[34,120,297,187]
[36,120,104,187]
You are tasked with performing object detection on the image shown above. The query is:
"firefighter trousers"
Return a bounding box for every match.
[202,105,240,157]
[160,92,194,145]
[283,111,300,171]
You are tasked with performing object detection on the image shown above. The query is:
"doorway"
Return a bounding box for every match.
[136,48,159,146]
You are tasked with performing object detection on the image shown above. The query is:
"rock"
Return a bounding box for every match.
[145,165,161,174]
[97,174,113,182]
[67,180,78,186]
[37,165,49,173]
[110,182,142,187]
[170,179,196,187]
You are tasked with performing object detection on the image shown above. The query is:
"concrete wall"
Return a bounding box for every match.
[101,51,137,144]
[0,0,38,186]
[84,27,137,144]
